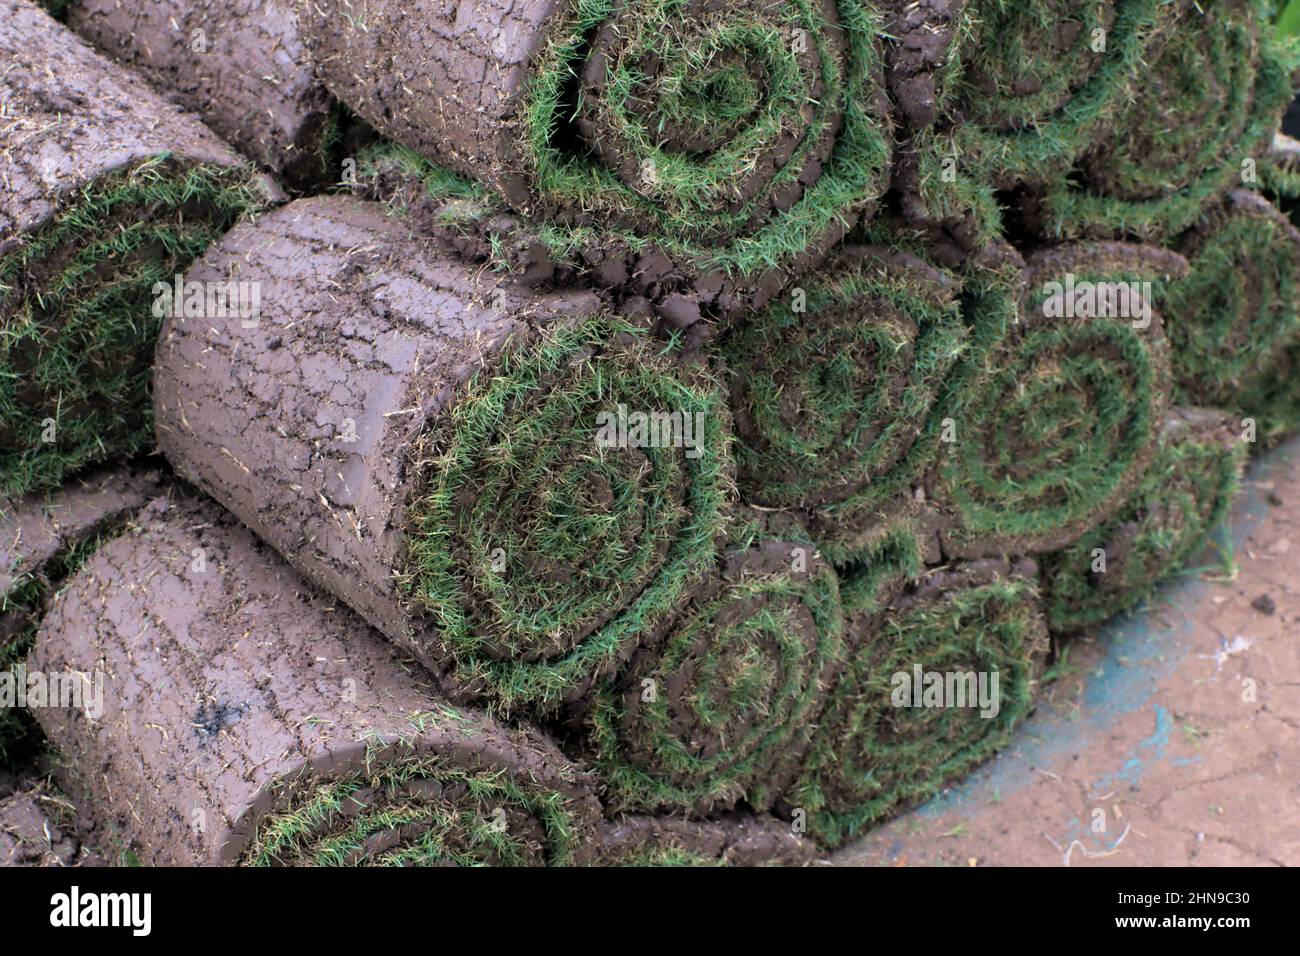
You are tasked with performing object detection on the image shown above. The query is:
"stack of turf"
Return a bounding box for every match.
[6,0,1300,865]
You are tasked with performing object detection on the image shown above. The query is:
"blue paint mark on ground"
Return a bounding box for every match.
[1088,705,1173,797]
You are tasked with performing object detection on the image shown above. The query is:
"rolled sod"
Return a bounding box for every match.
[154,195,734,713]
[918,0,1174,178]
[1,465,162,762]
[717,243,965,564]
[29,494,603,867]
[0,0,275,500]
[299,0,894,312]
[928,242,1184,559]
[576,532,844,816]
[879,0,1176,249]
[1044,408,1245,635]
[1160,190,1300,441]
[596,813,816,866]
[788,554,1048,848]
[60,0,338,190]
[1040,0,1300,240]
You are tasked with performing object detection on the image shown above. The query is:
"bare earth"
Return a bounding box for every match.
[837,436,1300,867]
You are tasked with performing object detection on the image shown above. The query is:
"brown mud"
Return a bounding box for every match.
[64,0,337,190]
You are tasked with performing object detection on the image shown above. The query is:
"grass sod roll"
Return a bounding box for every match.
[29,495,602,867]
[0,466,162,763]
[60,0,339,191]
[154,195,733,713]
[789,556,1048,848]
[878,0,1174,250]
[596,813,816,866]
[580,535,844,816]
[1043,408,1246,634]
[929,242,1184,559]
[1041,0,1300,241]
[718,244,965,564]
[1160,190,1300,441]
[944,0,1174,178]
[299,0,893,311]
[0,0,274,500]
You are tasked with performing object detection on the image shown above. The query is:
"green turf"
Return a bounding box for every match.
[790,564,1047,848]
[1160,197,1300,440]
[1042,0,1300,240]
[385,0,892,285]
[1043,415,1246,633]
[585,539,844,814]
[244,713,588,867]
[933,259,1170,554]
[902,0,1170,244]
[400,318,733,713]
[0,156,266,499]
[718,249,966,563]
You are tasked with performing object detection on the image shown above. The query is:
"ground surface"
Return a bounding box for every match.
[837,437,1300,867]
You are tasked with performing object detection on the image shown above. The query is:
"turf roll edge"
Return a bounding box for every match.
[718,243,966,564]
[575,530,844,816]
[0,0,276,499]
[928,241,1184,558]
[154,195,734,713]
[1161,190,1300,440]
[879,0,1176,251]
[1043,407,1247,634]
[788,549,1049,848]
[298,0,894,313]
[1040,0,1300,241]
[29,494,603,867]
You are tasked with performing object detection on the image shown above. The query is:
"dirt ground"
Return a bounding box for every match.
[837,436,1300,867]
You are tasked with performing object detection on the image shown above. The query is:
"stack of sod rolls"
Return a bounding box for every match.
[7,0,1300,863]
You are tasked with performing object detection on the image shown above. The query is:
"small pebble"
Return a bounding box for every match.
[1251,594,1277,615]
